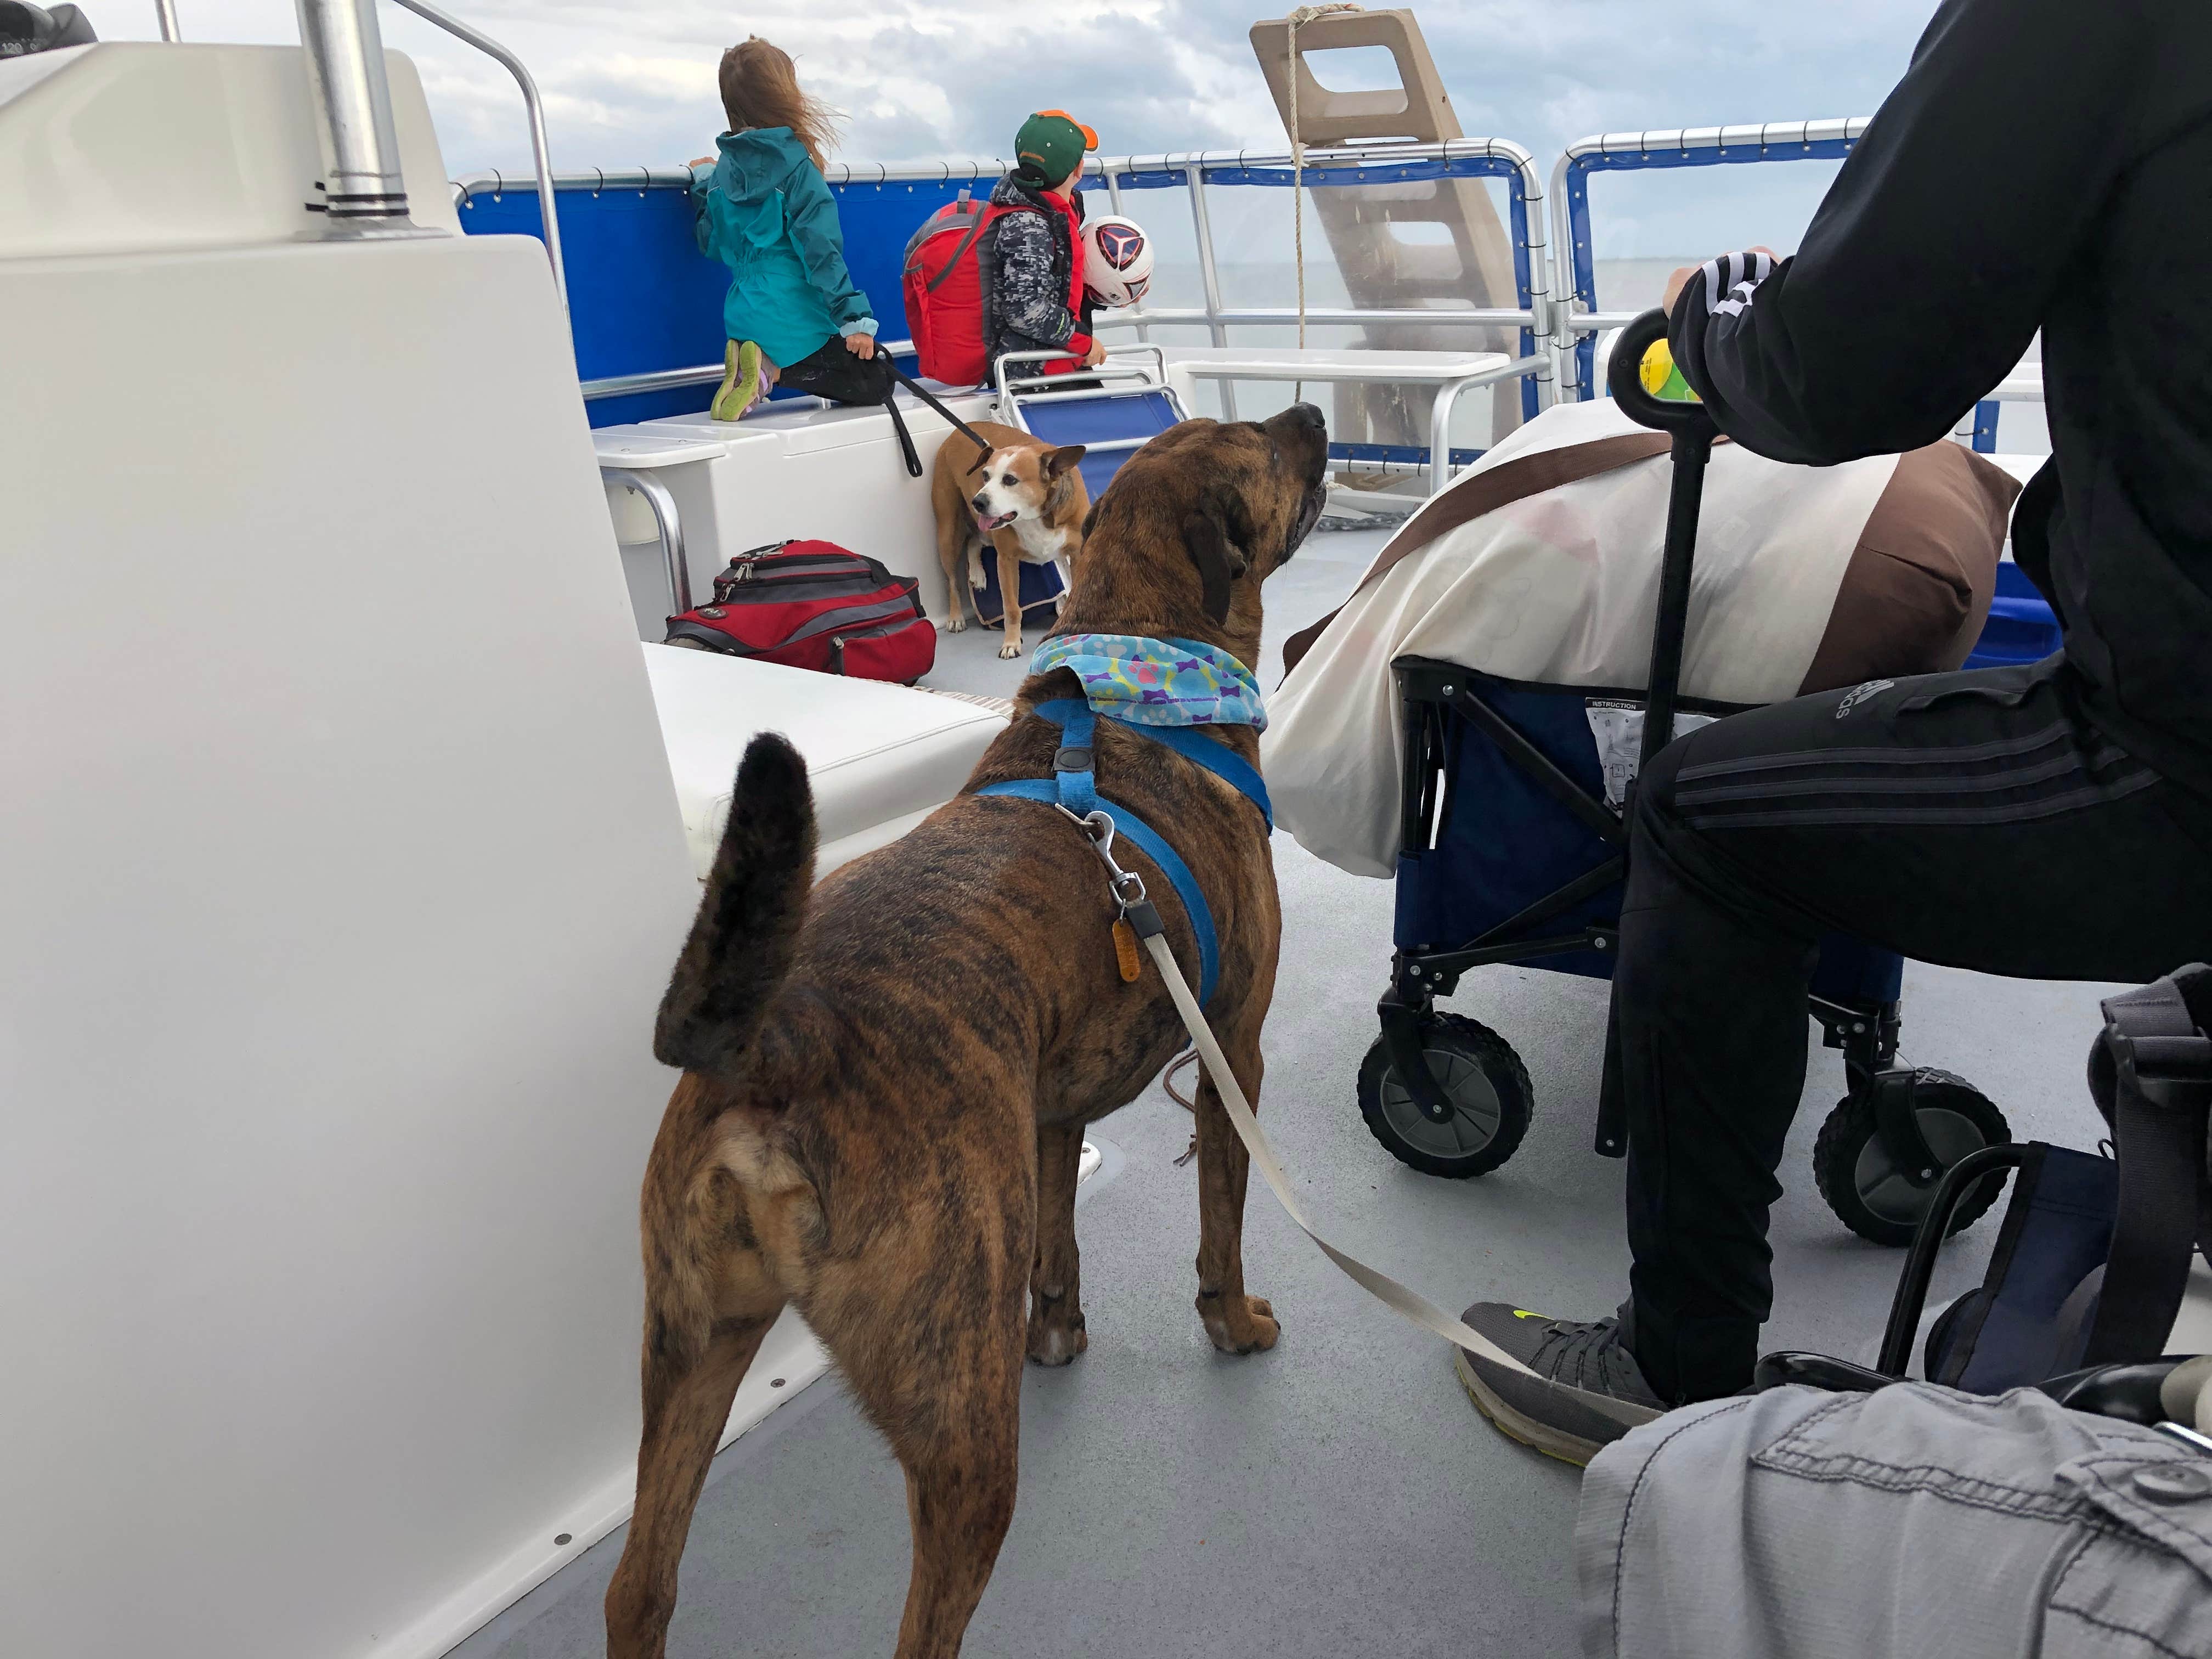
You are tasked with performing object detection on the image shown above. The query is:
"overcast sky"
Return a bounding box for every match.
[109,0,1948,256]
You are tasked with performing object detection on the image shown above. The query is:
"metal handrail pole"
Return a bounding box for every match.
[601,467,690,614]
[463,140,1573,198]
[1566,310,1644,334]
[295,0,426,235]
[1102,306,1540,330]
[385,0,565,314]
[1007,385,1182,409]
[1171,354,1547,385]
[1209,305,1538,328]
[1547,148,1579,397]
[155,0,180,40]
[1183,160,1236,420]
[1427,377,1463,498]
[1509,145,1556,410]
[582,365,726,400]
[1003,369,1159,396]
[580,340,927,403]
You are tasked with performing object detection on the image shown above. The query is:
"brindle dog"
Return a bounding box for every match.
[606,404,1330,1659]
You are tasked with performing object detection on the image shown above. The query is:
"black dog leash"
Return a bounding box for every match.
[873,354,995,477]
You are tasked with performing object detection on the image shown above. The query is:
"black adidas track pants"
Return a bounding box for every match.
[1615,654,2212,1403]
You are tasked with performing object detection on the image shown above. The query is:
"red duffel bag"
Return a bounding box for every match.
[664,539,937,684]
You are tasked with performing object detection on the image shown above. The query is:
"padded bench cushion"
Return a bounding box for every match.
[642,644,1006,879]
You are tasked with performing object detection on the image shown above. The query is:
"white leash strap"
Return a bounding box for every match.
[1137,929,1545,1384]
[1055,806,1547,1389]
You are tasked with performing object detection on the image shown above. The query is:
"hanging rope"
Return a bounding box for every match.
[1285,4,1362,404]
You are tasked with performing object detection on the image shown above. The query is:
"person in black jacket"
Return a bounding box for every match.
[1452,0,2212,1464]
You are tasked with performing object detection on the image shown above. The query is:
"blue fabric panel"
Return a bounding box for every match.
[586,386,712,427]
[969,546,1066,624]
[459,185,724,399]
[1400,669,1905,991]
[1965,563,2064,669]
[462,178,996,430]
[1395,672,1622,980]
[1808,933,1906,1006]
[1971,400,2002,453]
[1954,1146,2119,1392]
[817,177,998,353]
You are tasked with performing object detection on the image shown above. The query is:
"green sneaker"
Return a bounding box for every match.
[710,340,764,421]
[1453,1302,1665,1466]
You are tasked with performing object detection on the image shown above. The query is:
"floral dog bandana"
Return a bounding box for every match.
[1029,633,1267,731]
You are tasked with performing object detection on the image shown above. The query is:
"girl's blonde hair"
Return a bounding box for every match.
[718,37,842,172]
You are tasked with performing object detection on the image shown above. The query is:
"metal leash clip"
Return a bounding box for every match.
[1059,806,1156,983]
[1058,806,1147,915]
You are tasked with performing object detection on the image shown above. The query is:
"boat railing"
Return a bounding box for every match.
[1548,120,1870,403]
[387,0,566,313]
[1549,117,2042,452]
[450,117,2042,454]
[452,137,1558,431]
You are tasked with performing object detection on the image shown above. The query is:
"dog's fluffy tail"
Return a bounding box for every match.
[653,733,817,1075]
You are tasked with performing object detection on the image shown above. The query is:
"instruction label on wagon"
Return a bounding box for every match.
[1584,701,1717,810]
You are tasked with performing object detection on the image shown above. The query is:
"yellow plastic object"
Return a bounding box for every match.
[1112,917,1142,983]
[1638,338,1700,403]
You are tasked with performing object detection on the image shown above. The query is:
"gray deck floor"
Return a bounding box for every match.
[456,521,2121,1658]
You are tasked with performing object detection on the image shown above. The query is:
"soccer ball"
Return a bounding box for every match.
[1081,215,1154,309]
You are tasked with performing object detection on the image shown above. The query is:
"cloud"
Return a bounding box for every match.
[107,0,1945,256]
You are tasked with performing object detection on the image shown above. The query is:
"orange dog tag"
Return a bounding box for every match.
[1111,918,1142,983]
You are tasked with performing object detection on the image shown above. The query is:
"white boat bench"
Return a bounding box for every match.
[642,645,1007,881]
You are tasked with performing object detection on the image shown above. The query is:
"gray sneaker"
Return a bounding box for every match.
[1453,1302,1665,1466]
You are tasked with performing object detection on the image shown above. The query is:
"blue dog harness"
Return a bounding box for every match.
[976,637,1271,1005]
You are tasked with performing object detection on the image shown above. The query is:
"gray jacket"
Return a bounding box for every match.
[1580,1383,2211,1659]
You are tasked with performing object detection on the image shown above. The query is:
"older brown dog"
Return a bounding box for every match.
[929,419,1089,659]
[605,404,1330,1659]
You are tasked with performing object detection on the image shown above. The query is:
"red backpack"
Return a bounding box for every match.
[901,191,1023,387]
[664,540,936,684]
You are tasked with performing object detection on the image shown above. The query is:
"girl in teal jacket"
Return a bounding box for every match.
[689,40,881,421]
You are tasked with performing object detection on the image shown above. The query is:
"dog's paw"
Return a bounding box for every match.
[997,640,1022,659]
[1026,1308,1089,1367]
[1198,1290,1279,1356]
[941,616,967,634]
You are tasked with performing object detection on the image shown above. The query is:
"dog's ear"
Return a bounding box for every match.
[1080,499,1102,540]
[1181,510,1250,624]
[1204,482,1257,555]
[962,442,995,479]
[1045,445,1087,480]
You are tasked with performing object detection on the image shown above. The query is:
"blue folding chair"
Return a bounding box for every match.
[992,345,1188,499]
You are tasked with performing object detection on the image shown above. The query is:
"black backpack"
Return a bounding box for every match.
[1759,964,2212,1403]
[1925,967,2212,1389]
